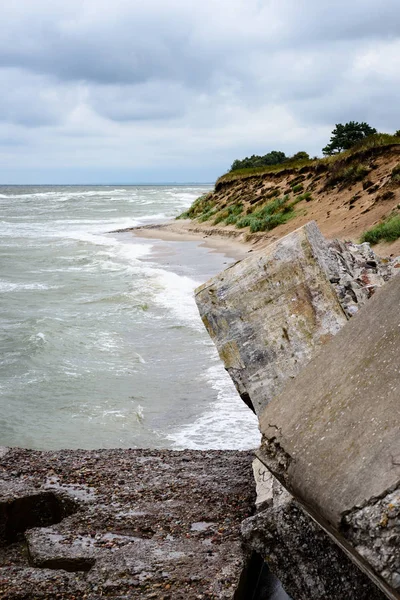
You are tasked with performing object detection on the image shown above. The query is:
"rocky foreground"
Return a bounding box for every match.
[0,448,257,600]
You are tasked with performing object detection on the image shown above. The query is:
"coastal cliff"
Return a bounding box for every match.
[2,197,400,597]
[175,141,400,257]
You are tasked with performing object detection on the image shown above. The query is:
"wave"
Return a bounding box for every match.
[0,280,55,293]
[168,364,260,450]
[0,188,130,200]
[148,268,203,331]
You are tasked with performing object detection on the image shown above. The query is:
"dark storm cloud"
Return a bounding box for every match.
[0,2,211,86]
[2,1,399,87]
[0,0,399,180]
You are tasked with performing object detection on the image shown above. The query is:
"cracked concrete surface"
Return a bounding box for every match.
[195,223,399,598]
[0,448,256,600]
[257,273,400,595]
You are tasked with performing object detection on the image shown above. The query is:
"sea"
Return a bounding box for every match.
[0,185,260,451]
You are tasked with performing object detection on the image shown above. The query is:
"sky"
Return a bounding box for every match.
[1,0,400,184]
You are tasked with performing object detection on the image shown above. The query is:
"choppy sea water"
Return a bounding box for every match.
[0,185,259,450]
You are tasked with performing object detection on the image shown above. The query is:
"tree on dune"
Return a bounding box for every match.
[322,121,377,155]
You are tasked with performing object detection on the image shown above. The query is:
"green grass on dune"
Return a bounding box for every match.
[235,194,296,233]
[360,214,400,244]
[216,158,315,184]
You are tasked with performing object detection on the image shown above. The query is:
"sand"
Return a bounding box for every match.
[126,217,400,260]
[114,219,256,261]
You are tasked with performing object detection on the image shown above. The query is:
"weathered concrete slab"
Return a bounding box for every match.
[244,461,386,600]
[0,448,256,600]
[195,222,398,598]
[195,222,348,416]
[195,222,396,418]
[258,272,400,594]
[241,480,386,600]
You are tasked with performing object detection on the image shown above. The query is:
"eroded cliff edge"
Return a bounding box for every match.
[1,222,399,599]
[174,143,400,258]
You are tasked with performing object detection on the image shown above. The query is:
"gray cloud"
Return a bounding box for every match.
[0,0,399,182]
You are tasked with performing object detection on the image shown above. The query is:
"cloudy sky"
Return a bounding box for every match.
[1,0,399,184]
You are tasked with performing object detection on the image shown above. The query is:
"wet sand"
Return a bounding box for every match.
[114,219,256,262]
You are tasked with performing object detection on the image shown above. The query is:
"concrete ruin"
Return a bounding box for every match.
[257,272,400,597]
[195,221,396,416]
[0,448,259,599]
[195,222,399,599]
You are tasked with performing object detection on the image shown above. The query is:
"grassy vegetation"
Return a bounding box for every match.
[176,132,400,239]
[360,214,400,244]
[391,164,400,183]
[224,203,244,225]
[177,193,216,220]
[291,183,304,193]
[216,133,400,187]
[185,188,313,233]
[325,162,371,188]
[216,157,315,185]
[295,191,313,202]
[235,194,297,233]
[343,132,400,154]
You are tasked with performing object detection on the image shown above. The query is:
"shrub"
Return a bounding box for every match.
[344,164,371,182]
[248,211,294,232]
[225,213,240,225]
[230,150,287,171]
[360,214,400,244]
[213,211,229,225]
[235,195,295,232]
[292,183,304,193]
[292,151,310,161]
[294,192,312,203]
[177,193,215,219]
[236,215,254,229]
[325,162,371,188]
[391,164,400,183]
[223,203,243,225]
[198,209,216,222]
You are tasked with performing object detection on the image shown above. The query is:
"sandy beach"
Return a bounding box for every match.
[126,217,400,260]
[115,219,262,261]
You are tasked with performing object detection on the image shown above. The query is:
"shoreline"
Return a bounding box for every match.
[112,219,260,261]
[114,218,400,260]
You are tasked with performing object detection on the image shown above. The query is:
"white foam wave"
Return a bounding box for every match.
[135,213,169,223]
[0,188,130,200]
[150,268,203,331]
[0,281,54,292]
[29,332,46,344]
[61,230,151,263]
[168,364,260,450]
